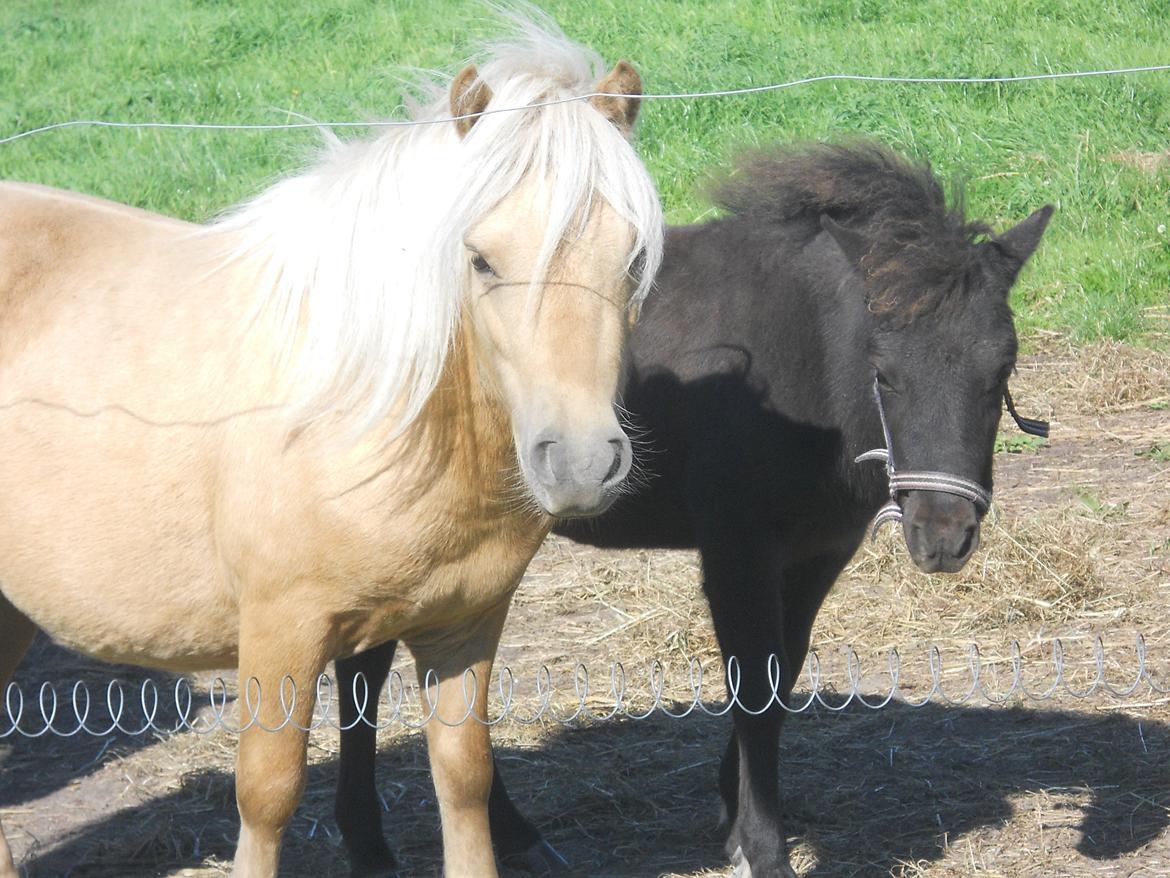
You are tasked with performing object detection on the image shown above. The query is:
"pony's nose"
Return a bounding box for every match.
[901,492,981,574]
[524,429,632,517]
[533,434,630,487]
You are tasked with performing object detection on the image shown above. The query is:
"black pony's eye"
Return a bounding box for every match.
[470,253,494,275]
[992,364,1015,393]
[875,371,896,393]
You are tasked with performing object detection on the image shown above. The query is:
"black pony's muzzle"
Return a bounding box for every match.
[901,491,981,573]
[855,373,1049,573]
[856,446,990,573]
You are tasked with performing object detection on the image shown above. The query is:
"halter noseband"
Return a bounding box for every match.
[855,375,1049,540]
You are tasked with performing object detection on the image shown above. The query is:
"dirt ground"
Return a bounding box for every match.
[2,336,1168,877]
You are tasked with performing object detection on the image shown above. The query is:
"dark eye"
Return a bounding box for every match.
[875,370,896,393]
[991,364,1015,394]
[627,248,647,283]
[470,253,494,276]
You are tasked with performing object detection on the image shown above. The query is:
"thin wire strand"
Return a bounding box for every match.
[2,63,1168,146]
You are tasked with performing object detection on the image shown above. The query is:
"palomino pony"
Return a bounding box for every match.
[335,143,1054,877]
[0,21,662,878]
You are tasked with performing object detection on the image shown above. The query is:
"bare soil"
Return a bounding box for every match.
[2,338,1168,877]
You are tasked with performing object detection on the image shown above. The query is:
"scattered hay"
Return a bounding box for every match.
[1019,335,1170,415]
[840,505,1126,632]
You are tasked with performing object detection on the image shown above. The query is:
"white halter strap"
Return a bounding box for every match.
[855,375,993,540]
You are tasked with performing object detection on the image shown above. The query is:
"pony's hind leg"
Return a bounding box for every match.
[336,640,400,878]
[0,593,38,878]
[232,607,332,878]
[336,637,568,877]
[490,761,570,874]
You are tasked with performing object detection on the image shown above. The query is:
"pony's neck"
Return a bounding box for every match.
[406,322,521,507]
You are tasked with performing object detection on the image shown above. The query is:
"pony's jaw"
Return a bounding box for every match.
[900,491,982,573]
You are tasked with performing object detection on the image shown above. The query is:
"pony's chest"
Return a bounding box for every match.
[222,412,547,644]
[332,504,548,649]
[235,460,545,641]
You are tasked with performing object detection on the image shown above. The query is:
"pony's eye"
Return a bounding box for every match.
[627,248,647,283]
[875,371,896,393]
[992,364,1015,393]
[470,253,494,276]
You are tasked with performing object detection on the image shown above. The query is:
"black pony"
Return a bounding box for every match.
[334,143,1053,877]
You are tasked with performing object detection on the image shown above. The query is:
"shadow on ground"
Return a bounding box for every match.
[2,635,195,807]
[5,642,1169,877]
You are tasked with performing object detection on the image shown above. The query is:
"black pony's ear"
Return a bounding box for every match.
[820,215,870,269]
[994,204,1054,267]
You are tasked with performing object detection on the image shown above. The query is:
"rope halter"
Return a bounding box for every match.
[855,375,1049,540]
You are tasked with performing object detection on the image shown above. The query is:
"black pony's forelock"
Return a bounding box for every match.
[710,141,995,321]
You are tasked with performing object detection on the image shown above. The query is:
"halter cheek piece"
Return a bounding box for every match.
[855,375,1050,540]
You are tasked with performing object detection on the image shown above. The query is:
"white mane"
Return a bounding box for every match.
[215,15,664,438]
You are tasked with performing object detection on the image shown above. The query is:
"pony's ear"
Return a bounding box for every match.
[820,215,869,269]
[994,204,1054,267]
[589,60,642,135]
[450,64,492,138]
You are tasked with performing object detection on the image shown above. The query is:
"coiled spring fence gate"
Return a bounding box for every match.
[6,635,1169,737]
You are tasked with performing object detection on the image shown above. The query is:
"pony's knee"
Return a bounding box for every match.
[232,765,302,878]
[237,774,305,835]
[236,734,308,833]
[435,746,493,805]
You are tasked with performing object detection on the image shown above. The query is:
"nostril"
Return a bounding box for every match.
[601,439,625,486]
[955,523,977,559]
[534,440,557,482]
[908,521,926,553]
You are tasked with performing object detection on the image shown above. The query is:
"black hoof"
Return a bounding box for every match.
[500,839,571,874]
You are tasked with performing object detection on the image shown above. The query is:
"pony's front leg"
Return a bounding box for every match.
[232,608,332,878]
[409,603,509,878]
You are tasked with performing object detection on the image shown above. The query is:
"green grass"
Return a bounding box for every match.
[1136,442,1170,461]
[1,0,1167,341]
[994,432,1046,454]
[1070,485,1130,518]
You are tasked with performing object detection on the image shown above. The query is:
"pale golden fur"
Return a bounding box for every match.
[0,43,656,878]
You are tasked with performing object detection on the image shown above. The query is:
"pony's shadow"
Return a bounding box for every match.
[8,691,1170,876]
[1,636,194,812]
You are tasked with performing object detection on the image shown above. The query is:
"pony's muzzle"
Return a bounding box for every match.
[524,427,632,518]
[901,491,981,574]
